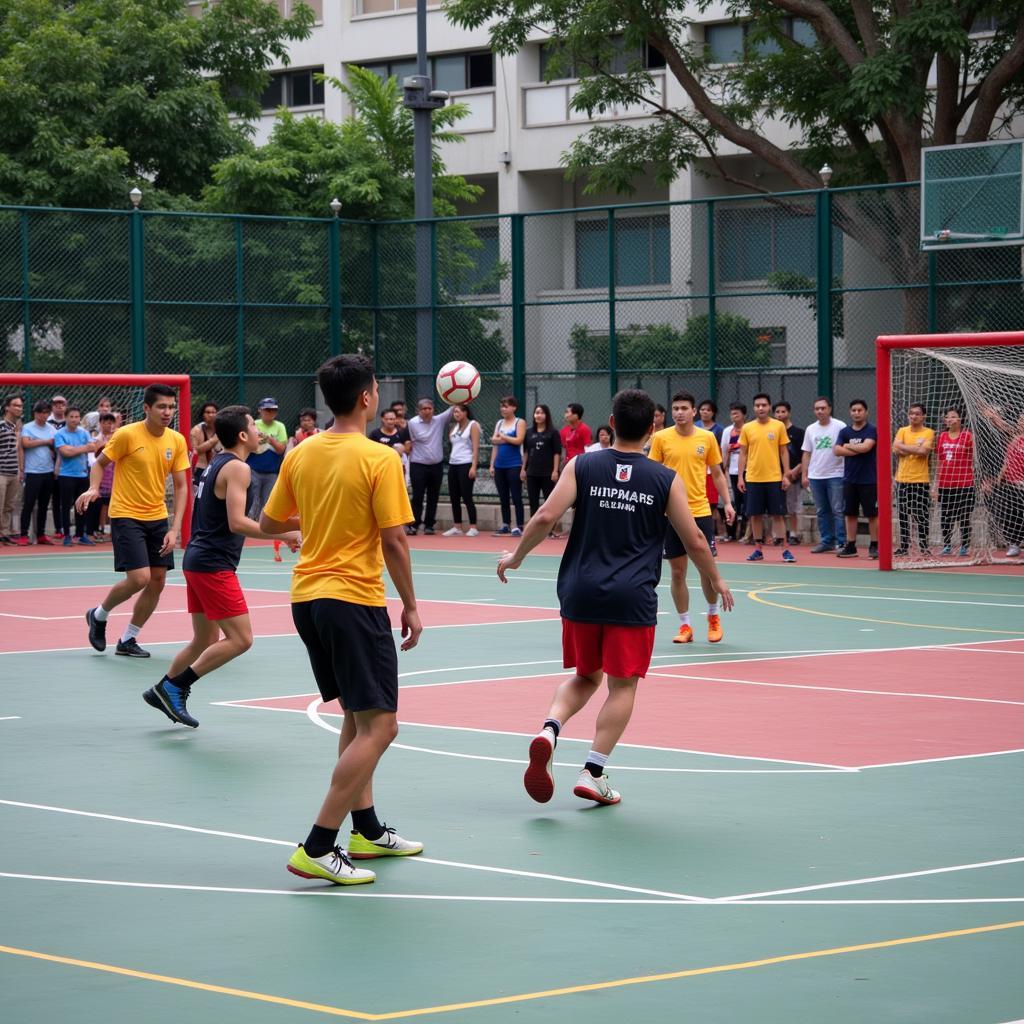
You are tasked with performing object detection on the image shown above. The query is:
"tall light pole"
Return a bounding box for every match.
[403,0,447,399]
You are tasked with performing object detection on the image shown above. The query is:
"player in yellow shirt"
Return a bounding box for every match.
[78,384,190,657]
[261,354,424,886]
[649,392,735,643]
[893,402,935,556]
[737,392,796,563]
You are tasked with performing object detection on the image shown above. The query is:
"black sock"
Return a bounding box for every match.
[351,806,384,841]
[543,718,561,739]
[584,762,603,778]
[168,667,198,689]
[304,824,338,858]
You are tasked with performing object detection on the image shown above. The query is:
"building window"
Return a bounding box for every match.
[717,206,843,283]
[261,67,325,110]
[539,37,665,81]
[443,225,501,295]
[705,18,815,63]
[359,51,494,91]
[575,214,671,289]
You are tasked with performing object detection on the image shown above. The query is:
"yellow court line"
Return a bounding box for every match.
[4,920,1024,1020]
[747,588,1024,635]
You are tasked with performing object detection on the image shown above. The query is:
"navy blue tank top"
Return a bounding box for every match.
[183,452,246,573]
[557,449,675,626]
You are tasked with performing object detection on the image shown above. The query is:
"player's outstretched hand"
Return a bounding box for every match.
[400,607,422,651]
[76,488,99,514]
[716,580,735,612]
[496,550,521,583]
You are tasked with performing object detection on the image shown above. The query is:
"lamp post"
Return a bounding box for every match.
[129,188,145,371]
[816,165,834,399]
[329,199,342,357]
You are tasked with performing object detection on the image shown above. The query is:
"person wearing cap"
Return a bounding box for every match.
[247,397,289,560]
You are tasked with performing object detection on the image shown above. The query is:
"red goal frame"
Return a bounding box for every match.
[0,373,193,546]
[875,331,1024,571]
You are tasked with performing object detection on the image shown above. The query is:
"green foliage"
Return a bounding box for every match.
[0,0,312,208]
[765,270,844,337]
[569,313,769,370]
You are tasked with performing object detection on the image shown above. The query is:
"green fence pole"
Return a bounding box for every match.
[234,219,245,403]
[511,214,526,406]
[19,212,31,373]
[430,220,439,371]
[329,217,342,356]
[129,209,145,373]
[816,187,834,400]
[608,208,618,399]
[706,201,717,400]
[927,250,937,332]
[371,223,380,373]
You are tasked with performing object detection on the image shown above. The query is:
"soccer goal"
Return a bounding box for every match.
[875,332,1024,571]
[0,373,193,544]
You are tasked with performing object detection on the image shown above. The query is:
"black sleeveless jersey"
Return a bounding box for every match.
[557,449,675,626]
[182,452,246,573]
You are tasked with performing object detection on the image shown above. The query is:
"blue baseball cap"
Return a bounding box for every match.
[257,397,279,410]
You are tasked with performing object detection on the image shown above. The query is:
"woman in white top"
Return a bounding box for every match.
[444,404,481,536]
[584,424,614,452]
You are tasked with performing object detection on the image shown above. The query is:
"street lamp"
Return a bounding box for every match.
[129,187,143,208]
[329,197,342,217]
[819,164,833,187]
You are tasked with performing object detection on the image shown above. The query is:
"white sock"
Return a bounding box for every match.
[678,612,691,626]
[93,605,109,622]
[585,749,608,771]
[120,623,141,644]
[707,603,718,615]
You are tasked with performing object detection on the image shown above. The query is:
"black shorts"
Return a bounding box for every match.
[111,517,174,572]
[292,599,398,713]
[664,516,715,559]
[744,481,786,517]
[844,482,878,518]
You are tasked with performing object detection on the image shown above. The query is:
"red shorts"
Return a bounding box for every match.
[562,619,657,679]
[706,473,719,506]
[184,569,249,621]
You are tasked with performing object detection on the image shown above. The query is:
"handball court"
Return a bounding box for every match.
[1,540,1022,1023]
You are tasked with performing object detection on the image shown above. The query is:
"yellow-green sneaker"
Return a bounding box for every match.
[347,825,424,859]
[287,844,376,885]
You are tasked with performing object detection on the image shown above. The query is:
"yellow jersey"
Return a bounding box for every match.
[104,421,189,521]
[739,418,789,483]
[263,431,413,607]
[648,426,722,518]
[894,426,934,483]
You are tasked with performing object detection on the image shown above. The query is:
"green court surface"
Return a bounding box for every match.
[1,545,1023,1023]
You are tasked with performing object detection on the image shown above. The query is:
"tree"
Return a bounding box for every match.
[447,0,1024,328]
[0,0,313,208]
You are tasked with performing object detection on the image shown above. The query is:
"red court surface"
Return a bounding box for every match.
[0,585,558,653]
[229,645,1024,769]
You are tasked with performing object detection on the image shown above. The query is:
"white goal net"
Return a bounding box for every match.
[887,342,1024,568]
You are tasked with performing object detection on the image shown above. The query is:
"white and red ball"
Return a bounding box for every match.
[435,360,481,405]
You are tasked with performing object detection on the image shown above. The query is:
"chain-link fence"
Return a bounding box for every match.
[2,182,1022,436]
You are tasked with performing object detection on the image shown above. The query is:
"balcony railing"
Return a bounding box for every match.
[523,73,665,128]
[447,89,495,133]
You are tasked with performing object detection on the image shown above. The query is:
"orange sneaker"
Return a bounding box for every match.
[273,540,282,563]
[673,623,694,644]
[707,613,723,643]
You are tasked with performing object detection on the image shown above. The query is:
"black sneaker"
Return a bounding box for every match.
[893,548,908,557]
[868,543,878,559]
[423,527,434,536]
[837,542,859,558]
[116,637,151,658]
[85,608,107,652]
[143,679,199,728]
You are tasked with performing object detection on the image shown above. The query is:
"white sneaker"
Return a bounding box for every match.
[287,845,376,884]
[572,769,621,805]
[524,729,556,803]
[442,527,463,537]
[347,825,424,859]
[466,527,479,537]
[1008,544,1022,557]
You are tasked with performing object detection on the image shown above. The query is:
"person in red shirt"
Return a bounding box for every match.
[292,408,321,447]
[982,404,1024,558]
[934,407,974,556]
[560,403,592,463]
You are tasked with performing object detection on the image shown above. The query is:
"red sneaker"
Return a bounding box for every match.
[37,535,54,545]
[16,536,30,546]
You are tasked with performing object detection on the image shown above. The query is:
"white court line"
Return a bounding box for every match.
[855,748,1024,770]
[644,671,1024,708]
[2,874,1022,906]
[0,716,20,722]
[302,696,854,771]
[763,590,1024,610]
[712,856,1024,902]
[934,645,1024,656]
[0,799,705,902]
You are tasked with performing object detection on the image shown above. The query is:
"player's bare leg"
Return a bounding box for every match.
[669,555,693,643]
[573,676,638,805]
[546,668,604,724]
[168,613,252,679]
[166,614,220,678]
[98,566,150,614]
[128,566,168,629]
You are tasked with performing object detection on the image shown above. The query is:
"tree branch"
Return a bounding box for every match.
[848,0,881,58]
[963,16,1024,142]
[934,51,960,146]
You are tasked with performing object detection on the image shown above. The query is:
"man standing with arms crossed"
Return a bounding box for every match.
[500,389,733,807]
[261,354,423,886]
[834,399,878,558]
[649,392,735,644]
[738,393,796,563]
[79,384,190,658]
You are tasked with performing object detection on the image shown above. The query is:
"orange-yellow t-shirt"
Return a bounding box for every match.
[263,431,413,606]
[104,422,189,521]
[648,426,722,518]
[894,426,935,483]
[739,418,789,483]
